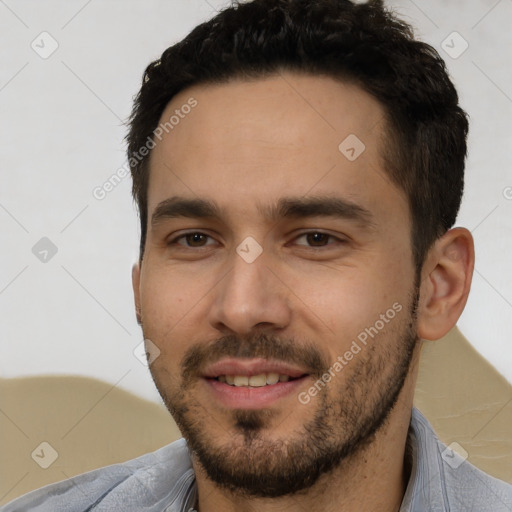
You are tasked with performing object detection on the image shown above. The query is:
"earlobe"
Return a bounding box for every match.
[132,263,142,325]
[417,228,475,341]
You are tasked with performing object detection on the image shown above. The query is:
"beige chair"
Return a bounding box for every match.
[0,376,181,505]
[1,327,511,505]
[414,328,512,483]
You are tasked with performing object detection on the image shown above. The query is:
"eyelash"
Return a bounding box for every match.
[168,231,346,249]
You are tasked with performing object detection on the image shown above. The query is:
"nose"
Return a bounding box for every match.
[207,250,292,336]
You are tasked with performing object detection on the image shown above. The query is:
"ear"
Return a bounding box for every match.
[417,227,474,341]
[132,262,142,325]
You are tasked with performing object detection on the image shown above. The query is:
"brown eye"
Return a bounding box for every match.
[305,232,330,246]
[170,232,216,248]
[184,233,208,246]
[295,232,335,247]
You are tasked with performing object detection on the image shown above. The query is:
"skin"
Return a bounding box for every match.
[132,72,474,512]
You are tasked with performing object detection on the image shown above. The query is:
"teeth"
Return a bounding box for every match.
[234,375,249,386]
[248,374,267,387]
[266,372,279,385]
[217,373,293,387]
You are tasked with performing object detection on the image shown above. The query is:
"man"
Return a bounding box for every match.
[2,0,511,510]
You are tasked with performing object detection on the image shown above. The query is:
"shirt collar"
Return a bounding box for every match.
[399,407,447,512]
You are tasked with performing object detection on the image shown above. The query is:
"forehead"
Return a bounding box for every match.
[146,72,407,226]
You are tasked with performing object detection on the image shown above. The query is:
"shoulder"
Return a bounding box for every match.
[409,408,512,511]
[0,439,195,512]
[441,443,512,510]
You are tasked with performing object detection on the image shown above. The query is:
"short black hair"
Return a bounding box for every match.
[127,0,469,269]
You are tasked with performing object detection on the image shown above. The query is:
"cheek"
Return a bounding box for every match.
[140,264,209,324]
[139,263,224,370]
[287,260,413,362]
[288,263,401,328]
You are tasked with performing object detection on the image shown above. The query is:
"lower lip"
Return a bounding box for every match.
[204,377,308,409]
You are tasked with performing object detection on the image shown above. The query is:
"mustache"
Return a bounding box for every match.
[180,333,329,385]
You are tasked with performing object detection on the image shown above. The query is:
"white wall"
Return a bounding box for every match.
[1,0,511,404]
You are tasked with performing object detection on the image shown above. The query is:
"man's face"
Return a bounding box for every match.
[134,72,420,497]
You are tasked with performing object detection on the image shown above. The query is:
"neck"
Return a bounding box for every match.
[193,351,420,512]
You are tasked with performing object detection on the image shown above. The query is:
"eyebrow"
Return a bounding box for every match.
[150,195,375,229]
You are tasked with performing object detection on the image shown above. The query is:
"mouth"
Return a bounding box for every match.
[214,373,298,387]
[201,358,310,409]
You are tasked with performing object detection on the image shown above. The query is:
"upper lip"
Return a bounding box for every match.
[202,358,308,379]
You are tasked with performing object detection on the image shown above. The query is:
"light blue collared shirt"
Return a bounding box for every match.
[2,408,511,511]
